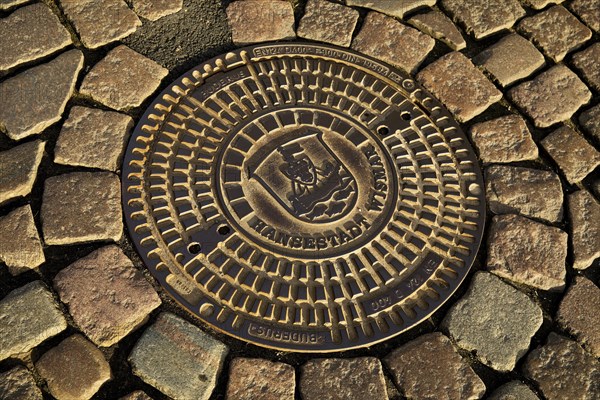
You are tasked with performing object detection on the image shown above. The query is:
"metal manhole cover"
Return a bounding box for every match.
[122,43,486,352]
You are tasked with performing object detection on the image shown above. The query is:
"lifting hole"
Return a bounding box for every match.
[377,125,390,136]
[218,224,231,235]
[401,112,412,121]
[188,242,202,254]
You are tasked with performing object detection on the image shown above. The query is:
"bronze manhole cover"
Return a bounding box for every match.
[122,43,486,352]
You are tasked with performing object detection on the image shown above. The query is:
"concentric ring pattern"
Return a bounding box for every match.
[122,43,486,351]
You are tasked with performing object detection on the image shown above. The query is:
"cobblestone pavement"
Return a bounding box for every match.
[0,1,599,399]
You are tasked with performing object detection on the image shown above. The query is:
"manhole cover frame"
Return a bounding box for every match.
[122,42,486,352]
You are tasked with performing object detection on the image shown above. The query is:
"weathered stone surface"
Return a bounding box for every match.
[408,10,466,51]
[385,332,486,400]
[580,104,600,142]
[568,190,600,270]
[346,0,436,19]
[54,106,133,171]
[0,205,45,275]
[519,0,563,10]
[54,245,161,347]
[487,214,567,291]
[59,0,141,49]
[485,165,563,222]
[518,5,592,62]
[36,334,111,400]
[80,45,168,111]
[474,34,545,87]
[300,357,387,400]
[0,3,72,72]
[443,272,543,371]
[523,333,600,400]
[41,172,123,245]
[0,366,43,400]
[572,43,600,91]
[120,391,153,400]
[0,50,83,140]
[0,281,67,361]
[569,0,599,32]
[131,0,183,21]
[470,115,538,164]
[226,0,295,45]
[417,51,502,122]
[297,0,359,47]
[556,277,600,357]
[488,381,539,400]
[129,312,228,400]
[352,12,434,74]
[441,0,525,39]
[0,0,29,11]
[541,126,600,184]
[227,358,295,400]
[0,140,44,206]
[509,65,591,128]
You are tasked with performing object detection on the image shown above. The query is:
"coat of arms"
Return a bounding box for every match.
[247,129,357,223]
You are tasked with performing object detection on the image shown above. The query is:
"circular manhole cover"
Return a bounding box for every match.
[122,43,485,352]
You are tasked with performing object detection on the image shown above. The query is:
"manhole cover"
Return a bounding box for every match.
[122,43,486,352]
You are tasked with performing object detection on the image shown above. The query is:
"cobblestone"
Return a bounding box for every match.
[385,332,486,400]
[569,0,599,32]
[35,334,111,400]
[226,0,295,45]
[443,272,543,371]
[485,165,563,223]
[487,214,567,291]
[0,140,45,206]
[54,106,133,171]
[417,51,502,122]
[131,0,183,22]
[227,358,295,400]
[440,0,525,39]
[352,11,434,74]
[41,172,123,245]
[80,45,168,111]
[0,281,67,361]
[0,50,83,140]
[408,10,466,51]
[300,357,387,400]
[579,104,600,141]
[297,0,359,48]
[556,276,600,357]
[129,312,228,400]
[346,0,435,19]
[568,190,600,270]
[0,0,29,11]
[487,381,539,400]
[0,205,45,275]
[518,5,592,62]
[0,366,43,400]
[469,115,538,163]
[541,126,600,184]
[54,245,161,347]
[59,0,141,49]
[520,0,563,10]
[474,34,545,87]
[523,333,600,400]
[572,43,600,92]
[120,391,153,400]
[509,65,591,128]
[0,3,72,73]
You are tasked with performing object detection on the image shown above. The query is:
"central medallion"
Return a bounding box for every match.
[122,43,486,352]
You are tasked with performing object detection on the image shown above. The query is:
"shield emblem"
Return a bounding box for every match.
[247,129,357,223]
